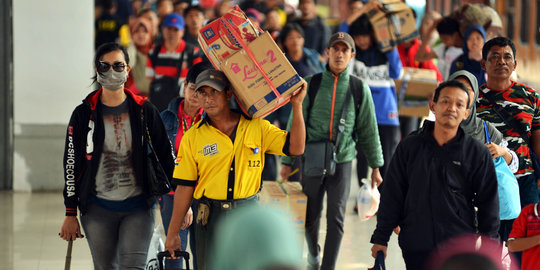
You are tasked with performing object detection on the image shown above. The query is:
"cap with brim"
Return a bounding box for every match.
[162,13,184,30]
[328,32,355,52]
[195,69,230,92]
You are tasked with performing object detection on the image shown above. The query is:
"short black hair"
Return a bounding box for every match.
[186,61,213,84]
[410,7,417,20]
[299,0,317,4]
[482,36,517,60]
[92,42,129,83]
[433,80,470,106]
[436,16,460,35]
[98,0,117,10]
[278,23,305,52]
[440,253,499,270]
[183,5,204,17]
[349,14,373,37]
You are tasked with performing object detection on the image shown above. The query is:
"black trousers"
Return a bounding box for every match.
[302,162,352,270]
[399,116,420,138]
[194,196,258,270]
[402,250,431,270]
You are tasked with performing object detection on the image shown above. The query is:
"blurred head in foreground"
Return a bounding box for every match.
[210,205,303,270]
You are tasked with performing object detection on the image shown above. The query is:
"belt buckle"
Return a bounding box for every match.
[220,201,232,210]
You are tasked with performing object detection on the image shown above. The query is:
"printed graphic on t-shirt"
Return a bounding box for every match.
[95,102,141,200]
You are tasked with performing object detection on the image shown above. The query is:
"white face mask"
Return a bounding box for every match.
[97,69,127,90]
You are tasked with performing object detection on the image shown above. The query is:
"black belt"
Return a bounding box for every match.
[200,194,259,210]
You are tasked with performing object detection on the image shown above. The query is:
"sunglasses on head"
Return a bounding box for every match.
[97,61,126,73]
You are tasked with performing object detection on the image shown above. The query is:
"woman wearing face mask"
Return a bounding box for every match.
[58,42,175,270]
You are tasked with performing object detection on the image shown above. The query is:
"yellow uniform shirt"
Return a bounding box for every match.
[172,115,290,200]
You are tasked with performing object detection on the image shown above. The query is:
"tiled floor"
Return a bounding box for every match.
[0,181,406,270]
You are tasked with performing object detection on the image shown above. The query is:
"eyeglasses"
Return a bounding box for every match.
[97,61,127,73]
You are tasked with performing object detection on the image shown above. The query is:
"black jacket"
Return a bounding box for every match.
[370,121,499,252]
[62,88,174,216]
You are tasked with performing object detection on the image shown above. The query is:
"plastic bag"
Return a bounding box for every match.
[356,178,380,221]
[493,156,521,220]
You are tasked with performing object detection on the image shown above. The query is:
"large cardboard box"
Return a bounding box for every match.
[260,181,307,249]
[366,0,418,52]
[220,32,303,118]
[198,6,261,67]
[394,68,438,117]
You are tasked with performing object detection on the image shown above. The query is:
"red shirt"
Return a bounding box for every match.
[509,204,540,270]
[174,100,203,155]
[397,39,443,82]
[145,40,203,80]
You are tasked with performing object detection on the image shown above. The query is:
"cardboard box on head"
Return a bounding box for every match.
[220,32,303,118]
[394,67,438,117]
[366,0,419,52]
[198,6,262,67]
[198,6,303,118]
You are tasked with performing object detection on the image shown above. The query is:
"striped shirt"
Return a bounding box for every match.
[476,81,540,177]
[145,40,203,80]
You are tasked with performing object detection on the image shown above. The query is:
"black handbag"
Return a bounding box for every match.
[303,141,337,177]
[302,87,352,178]
[142,110,172,196]
[148,43,187,112]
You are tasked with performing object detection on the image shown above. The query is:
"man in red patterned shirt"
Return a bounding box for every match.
[476,37,540,250]
[146,13,202,111]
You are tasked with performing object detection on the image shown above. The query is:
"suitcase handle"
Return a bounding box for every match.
[157,251,191,270]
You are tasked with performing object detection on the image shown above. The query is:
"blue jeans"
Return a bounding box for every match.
[80,203,154,270]
[160,194,191,269]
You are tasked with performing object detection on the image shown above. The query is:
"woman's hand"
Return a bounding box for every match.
[486,143,506,159]
[59,216,83,241]
[181,207,193,230]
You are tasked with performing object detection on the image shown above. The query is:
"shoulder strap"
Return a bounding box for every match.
[149,43,162,66]
[334,76,362,146]
[335,90,352,147]
[483,121,492,144]
[483,92,531,145]
[348,74,364,115]
[175,45,187,78]
[307,73,323,118]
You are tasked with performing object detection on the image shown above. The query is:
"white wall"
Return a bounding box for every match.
[13,0,94,125]
[13,0,94,191]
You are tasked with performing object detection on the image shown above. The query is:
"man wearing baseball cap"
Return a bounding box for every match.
[281,32,383,270]
[165,69,308,269]
[146,12,203,111]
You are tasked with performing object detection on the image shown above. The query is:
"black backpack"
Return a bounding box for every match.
[148,42,196,111]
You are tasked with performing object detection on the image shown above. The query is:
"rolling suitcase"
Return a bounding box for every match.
[157,251,191,270]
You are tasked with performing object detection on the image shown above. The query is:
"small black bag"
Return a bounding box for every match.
[142,110,172,196]
[149,77,181,112]
[302,79,352,178]
[148,43,189,112]
[303,141,337,177]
